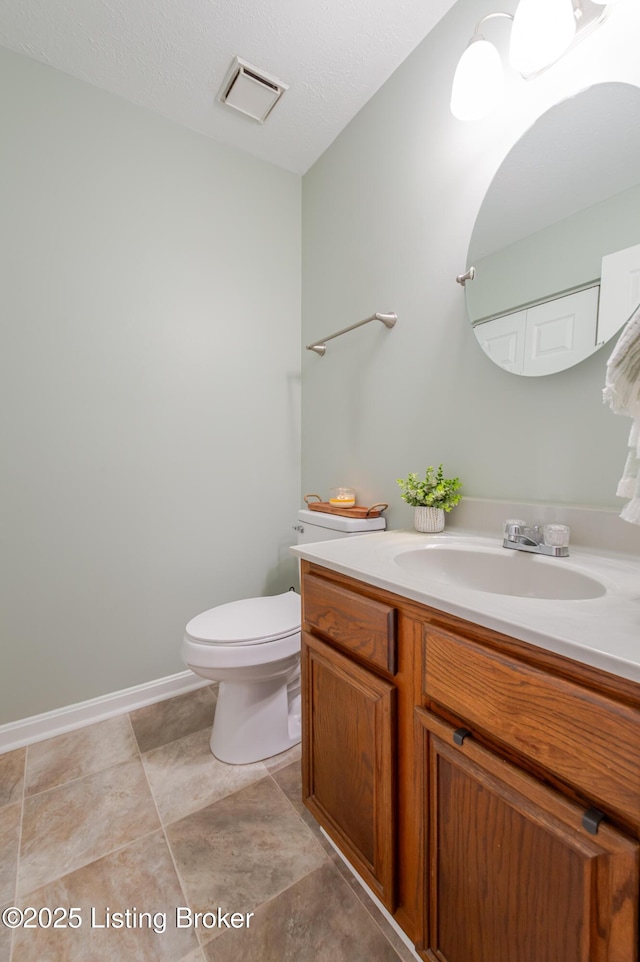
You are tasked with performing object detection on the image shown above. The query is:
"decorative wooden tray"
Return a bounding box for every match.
[304,495,387,519]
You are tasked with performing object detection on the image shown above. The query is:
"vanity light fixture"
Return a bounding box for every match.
[510,0,576,74]
[450,13,512,122]
[451,0,614,121]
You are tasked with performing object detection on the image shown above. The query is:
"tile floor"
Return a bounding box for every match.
[0,686,416,961]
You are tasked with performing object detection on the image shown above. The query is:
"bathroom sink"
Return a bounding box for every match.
[392,544,607,600]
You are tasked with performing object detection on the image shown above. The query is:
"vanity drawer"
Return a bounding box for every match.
[302,573,397,675]
[424,628,640,827]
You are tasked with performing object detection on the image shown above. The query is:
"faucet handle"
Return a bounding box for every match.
[543,523,571,547]
[503,518,526,537]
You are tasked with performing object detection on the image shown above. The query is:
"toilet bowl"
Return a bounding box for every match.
[182,508,386,764]
[182,592,301,764]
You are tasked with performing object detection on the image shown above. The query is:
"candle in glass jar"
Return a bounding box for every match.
[329,487,356,507]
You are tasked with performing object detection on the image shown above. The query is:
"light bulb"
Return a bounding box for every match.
[509,0,576,75]
[450,38,504,121]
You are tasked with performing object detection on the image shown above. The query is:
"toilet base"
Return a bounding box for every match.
[210,673,301,764]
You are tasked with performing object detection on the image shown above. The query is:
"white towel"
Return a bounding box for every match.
[603,304,640,525]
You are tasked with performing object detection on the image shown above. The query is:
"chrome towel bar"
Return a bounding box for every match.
[306,311,397,356]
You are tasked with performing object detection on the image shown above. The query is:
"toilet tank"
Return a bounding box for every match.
[295,508,385,545]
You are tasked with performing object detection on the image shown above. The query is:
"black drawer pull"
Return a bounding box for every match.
[582,807,605,835]
[453,728,472,746]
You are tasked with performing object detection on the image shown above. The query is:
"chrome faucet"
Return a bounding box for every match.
[503,521,569,557]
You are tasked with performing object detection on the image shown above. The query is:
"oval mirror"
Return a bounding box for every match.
[465,82,640,376]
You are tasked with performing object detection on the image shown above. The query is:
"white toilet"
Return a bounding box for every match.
[181,508,385,764]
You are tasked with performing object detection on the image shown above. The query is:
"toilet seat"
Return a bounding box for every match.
[184,591,300,646]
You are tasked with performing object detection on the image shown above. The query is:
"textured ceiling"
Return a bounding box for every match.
[0,0,458,174]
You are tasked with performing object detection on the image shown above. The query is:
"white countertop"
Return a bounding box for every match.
[291,529,640,683]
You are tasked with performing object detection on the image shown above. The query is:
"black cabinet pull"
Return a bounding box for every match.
[582,807,605,835]
[453,728,472,746]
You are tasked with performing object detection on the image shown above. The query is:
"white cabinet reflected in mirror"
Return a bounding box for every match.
[464,82,640,376]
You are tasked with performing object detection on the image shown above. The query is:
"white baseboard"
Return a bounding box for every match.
[0,671,212,754]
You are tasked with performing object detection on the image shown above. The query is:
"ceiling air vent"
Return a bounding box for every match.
[218,57,288,124]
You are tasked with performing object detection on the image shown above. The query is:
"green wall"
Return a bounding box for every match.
[0,48,301,725]
[302,0,640,530]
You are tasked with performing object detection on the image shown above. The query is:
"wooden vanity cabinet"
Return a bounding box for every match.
[418,624,640,962]
[416,710,638,962]
[301,564,425,930]
[302,630,396,907]
[300,568,401,910]
[300,561,640,961]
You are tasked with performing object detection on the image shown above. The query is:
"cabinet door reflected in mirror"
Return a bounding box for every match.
[465,83,640,376]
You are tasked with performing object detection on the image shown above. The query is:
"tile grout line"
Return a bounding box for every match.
[267,766,412,962]
[19,684,218,801]
[17,715,408,960]
[138,743,312,953]
[267,769,330,862]
[126,710,206,953]
[21,756,136,802]
[10,696,303,961]
[16,823,170,903]
[151,760,274,955]
[269,772,413,960]
[23,710,216,961]
[15,723,283,901]
[13,696,359,961]
[16,714,168,903]
[136,723,273,829]
[19,725,141,802]
[223,764,344,924]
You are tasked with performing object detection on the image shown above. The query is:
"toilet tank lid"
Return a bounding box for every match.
[185,591,301,645]
[297,509,386,532]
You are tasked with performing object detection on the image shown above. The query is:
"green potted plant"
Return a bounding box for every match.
[396,465,462,532]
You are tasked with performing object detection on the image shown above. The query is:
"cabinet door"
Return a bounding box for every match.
[302,630,396,909]
[416,710,638,962]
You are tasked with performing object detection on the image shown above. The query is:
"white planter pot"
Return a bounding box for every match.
[414,506,445,533]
